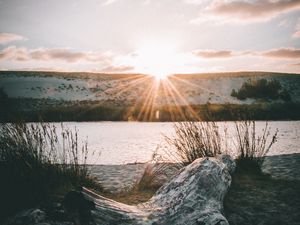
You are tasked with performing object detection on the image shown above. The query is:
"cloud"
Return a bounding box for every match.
[190,0,300,24]
[0,46,135,73]
[13,67,68,72]
[293,30,300,37]
[0,33,26,45]
[193,50,234,58]
[0,46,12,60]
[0,46,114,63]
[261,48,300,58]
[30,48,86,63]
[103,0,117,5]
[103,0,151,6]
[292,18,300,38]
[0,46,28,61]
[278,18,291,27]
[100,65,134,72]
[2,46,300,74]
[193,48,300,59]
[292,30,300,38]
[289,62,300,66]
[183,0,209,5]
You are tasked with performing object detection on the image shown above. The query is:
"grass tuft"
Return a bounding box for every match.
[0,122,101,219]
[164,121,227,167]
[134,164,166,191]
[125,121,228,198]
[234,120,278,173]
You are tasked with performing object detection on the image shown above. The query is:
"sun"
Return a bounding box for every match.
[132,41,181,80]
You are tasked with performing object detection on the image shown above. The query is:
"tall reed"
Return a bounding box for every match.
[164,121,227,167]
[234,120,278,172]
[0,122,99,219]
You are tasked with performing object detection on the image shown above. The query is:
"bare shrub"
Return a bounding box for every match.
[134,164,166,191]
[131,121,228,193]
[234,120,278,172]
[164,121,227,168]
[0,122,100,218]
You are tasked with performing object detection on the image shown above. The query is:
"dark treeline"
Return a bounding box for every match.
[1,98,300,122]
[231,78,291,101]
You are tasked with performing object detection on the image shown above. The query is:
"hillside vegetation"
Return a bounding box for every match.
[231,78,291,101]
[1,71,300,122]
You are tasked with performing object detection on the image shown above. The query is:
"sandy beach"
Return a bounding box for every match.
[89,153,300,193]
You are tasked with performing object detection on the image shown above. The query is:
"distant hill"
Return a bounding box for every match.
[0,71,299,105]
[1,71,300,122]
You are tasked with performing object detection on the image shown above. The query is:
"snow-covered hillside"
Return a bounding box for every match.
[1,71,299,106]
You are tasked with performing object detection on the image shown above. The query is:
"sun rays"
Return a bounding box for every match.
[82,72,231,122]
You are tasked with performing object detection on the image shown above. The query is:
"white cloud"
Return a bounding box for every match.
[190,0,300,24]
[0,46,114,63]
[100,65,134,72]
[193,50,234,58]
[262,47,300,58]
[183,0,209,5]
[193,47,300,59]
[103,0,117,5]
[0,33,26,45]
[0,46,137,73]
[292,18,300,38]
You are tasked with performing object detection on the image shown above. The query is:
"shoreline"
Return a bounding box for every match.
[88,153,300,193]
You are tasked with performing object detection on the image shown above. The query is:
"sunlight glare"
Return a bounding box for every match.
[133,41,181,80]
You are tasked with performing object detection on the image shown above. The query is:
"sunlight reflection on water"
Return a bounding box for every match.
[48,121,300,165]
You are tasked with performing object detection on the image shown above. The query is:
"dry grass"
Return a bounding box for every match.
[234,120,278,173]
[121,121,228,200]
[134,164,167,191]
[111,163,172,204]
[164,121,227,167]
[110,153,177,204]
[106,189,155,205]
[128,120,278,201]
[0,122,101,219]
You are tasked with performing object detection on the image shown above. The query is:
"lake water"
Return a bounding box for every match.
[49,121,300,165]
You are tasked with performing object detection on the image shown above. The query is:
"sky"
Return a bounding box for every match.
[0,0,300,75]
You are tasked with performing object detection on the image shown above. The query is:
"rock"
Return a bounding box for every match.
[3,201,76,225]
[3,208,46,225]
[83,155,235,225]
[218,154,236,174]
[64,190,96,225]
[64,190,95,212]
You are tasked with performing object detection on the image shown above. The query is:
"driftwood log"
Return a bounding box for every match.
[83,155,235,225]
